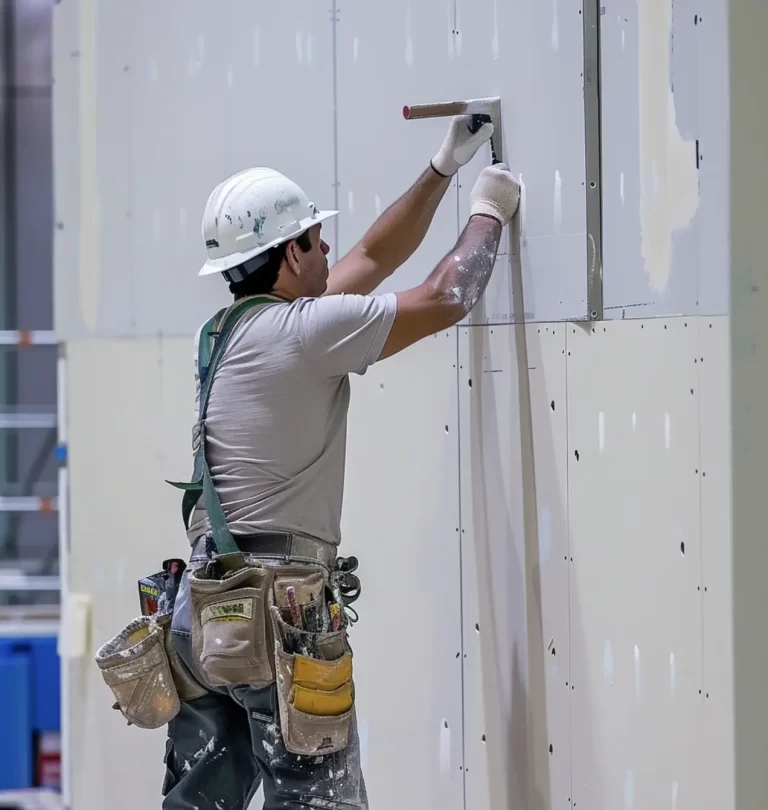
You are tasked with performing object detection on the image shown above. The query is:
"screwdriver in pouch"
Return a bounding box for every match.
[286,586,303,629]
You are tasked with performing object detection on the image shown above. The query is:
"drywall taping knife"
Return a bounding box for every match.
[403,96,502,164]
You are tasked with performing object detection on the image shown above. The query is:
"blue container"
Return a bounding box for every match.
[0,655,32,789]
[0,636,60,789]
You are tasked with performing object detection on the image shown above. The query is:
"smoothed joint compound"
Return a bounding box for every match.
[598,411,606,452]
[252,27,261,67]
[306,33,314,65]
[405,2,414,66]
[439,719,451,774]
[551,0,560,51]
[79,0,100,332]
[638,0,699,292]
[492,0,500,59]
[634,644,641,698]
[625,769,635,810]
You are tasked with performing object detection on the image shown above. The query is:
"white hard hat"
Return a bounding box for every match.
[199,167,338,277]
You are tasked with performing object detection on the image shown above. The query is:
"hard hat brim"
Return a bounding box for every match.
[199,209,339,276]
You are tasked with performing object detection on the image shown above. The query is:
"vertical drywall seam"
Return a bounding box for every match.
[583,0,603,320]
[331,0,340,258]
[564,324,574,807]
[455,327,468,810]
[78,0,100,332]
[695,321,706,703]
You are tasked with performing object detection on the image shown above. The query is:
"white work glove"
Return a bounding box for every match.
[470,164,521,226]
[431,115,494,177]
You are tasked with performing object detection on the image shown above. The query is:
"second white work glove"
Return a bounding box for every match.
[431,115,494,177]
[470,164,521,227]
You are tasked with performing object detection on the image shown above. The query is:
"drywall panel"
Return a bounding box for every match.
[698,316,734,808]
[600,0,730,318]
[458,324,570,810]
[567,317,729,808]
[53,0,335,340]
[342,332,464,810]
[453,0,589,324]
[66,336,197,810]
[335,0,461,294]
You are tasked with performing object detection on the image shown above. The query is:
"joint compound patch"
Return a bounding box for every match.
[201,598,254,624]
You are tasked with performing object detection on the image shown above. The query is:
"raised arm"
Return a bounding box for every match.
[379,165,521,360]
[325,115,494,297]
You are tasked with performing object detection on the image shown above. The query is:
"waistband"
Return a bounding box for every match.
[190,531,337,569]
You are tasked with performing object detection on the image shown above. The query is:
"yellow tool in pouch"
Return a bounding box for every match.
[293,682,353,716]
[95,616,180,729]
[293,652,352,692]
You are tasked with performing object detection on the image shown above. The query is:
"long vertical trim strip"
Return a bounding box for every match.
[583,0,604,321]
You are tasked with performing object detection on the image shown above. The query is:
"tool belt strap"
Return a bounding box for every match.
[166,295,279,556]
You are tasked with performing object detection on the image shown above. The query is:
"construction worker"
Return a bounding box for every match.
[161,116,521,810]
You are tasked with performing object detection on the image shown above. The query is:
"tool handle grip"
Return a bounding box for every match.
[468,113,492,134]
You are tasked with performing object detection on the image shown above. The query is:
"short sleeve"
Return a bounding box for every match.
[193,321,204,420]
[298,292,397,378]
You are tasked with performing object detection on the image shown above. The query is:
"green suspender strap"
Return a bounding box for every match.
[166,296,277,555]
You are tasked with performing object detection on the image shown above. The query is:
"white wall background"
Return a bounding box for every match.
[52,1,738,809]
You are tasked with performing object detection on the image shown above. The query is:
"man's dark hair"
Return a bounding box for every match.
[228,230,313,299]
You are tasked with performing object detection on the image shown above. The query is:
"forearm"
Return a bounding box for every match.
[358,165,451,273]
[427,215,502,318]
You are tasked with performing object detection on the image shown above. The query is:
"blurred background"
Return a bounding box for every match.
[0,0,61,799]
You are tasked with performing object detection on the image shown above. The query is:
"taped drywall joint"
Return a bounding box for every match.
[638,0,700,292]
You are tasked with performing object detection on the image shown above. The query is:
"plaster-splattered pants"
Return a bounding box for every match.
[162,553,368,810]
[161,683,368,810]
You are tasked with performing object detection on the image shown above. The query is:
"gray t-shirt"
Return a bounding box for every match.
[186,291,397,547]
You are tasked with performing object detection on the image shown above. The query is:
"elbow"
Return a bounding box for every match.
[424,279,471,327]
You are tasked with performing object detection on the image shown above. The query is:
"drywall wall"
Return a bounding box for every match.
[52,1,741,809]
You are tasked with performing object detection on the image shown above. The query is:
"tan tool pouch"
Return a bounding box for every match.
[155,612,207,701]
[95,616,180,730]
[188,555,274,688]
[269,565,355,757]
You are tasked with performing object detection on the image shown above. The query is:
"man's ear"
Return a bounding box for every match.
[284,240,301,274]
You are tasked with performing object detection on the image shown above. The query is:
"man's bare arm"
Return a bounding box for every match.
[324,167,451,297]
[378,215,501,359]
[378,165,521,361]
[324,114,495,297]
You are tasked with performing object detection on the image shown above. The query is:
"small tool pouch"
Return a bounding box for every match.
[269,565,355,756]
[95,617,180,729]
[188,554,274,688]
